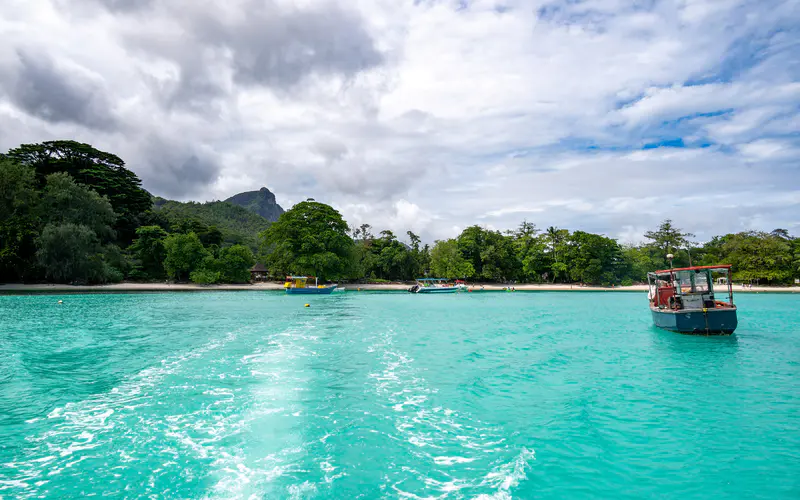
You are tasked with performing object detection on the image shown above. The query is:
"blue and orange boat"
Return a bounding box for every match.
[647,263,737,335]
[284,276,337,295]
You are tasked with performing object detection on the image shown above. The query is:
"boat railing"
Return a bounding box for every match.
[648,265,735,310]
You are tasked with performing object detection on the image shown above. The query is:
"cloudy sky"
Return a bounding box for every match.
[1,0,798,243]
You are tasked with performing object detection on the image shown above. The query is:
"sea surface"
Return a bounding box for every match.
[1,291,798,499]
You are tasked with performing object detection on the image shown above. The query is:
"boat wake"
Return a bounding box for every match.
[1,328,243,497]
[203,321,330,499]
[368,327,535,498]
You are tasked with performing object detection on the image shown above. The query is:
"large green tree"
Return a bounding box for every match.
[621,244,661,282]
[545,226,570,282]
[259,200,352,281]
[407,231,430,279]
[0,159,40,282]
[218,244,256,283]
[36,224,122,284]
[430,239,474,279]
[719,231,793,284]
[163,232,209,281]
[128,225,169,279]
[644,219,694,267]
[5,140,152,244]
[565,231,626,285]
[34,174,122,284]
[361,230,415,281]
[457,226,488,278]
[456,226,519,281]
[40,173,117,241]
[512,221,550,282]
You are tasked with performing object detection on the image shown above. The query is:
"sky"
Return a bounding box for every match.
[0,0,798,244]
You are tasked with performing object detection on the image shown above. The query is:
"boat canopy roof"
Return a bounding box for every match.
[649,264,732,278]
[416,278,450,281]
[286,275,315,279]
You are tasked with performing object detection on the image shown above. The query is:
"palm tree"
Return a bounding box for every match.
[546,226,563,283]
[546,226,559,256]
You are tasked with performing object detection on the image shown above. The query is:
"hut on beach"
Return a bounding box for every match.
[250,263,268,282]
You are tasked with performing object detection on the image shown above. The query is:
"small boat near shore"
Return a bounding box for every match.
[408,278,459,293]
[284,276,337,295]
[647,264,737,335]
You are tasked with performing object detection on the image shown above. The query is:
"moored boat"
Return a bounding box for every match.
[647,263,737,335]
[284,276,337,295]
[408,278,459,293]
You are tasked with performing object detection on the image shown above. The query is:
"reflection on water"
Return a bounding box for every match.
[650,325,740,355]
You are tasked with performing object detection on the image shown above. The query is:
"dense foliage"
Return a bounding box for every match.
[258,207,797,286]
[0,159,39,281]
[1,140,798,286]
[430,239,473,279]
[5,141,152,244]
[0,142,257,285]
[259,200,352,281]
[128,226,169,279]
[346,226,429,281]
[163,232,209,281]
[153,198,271,249]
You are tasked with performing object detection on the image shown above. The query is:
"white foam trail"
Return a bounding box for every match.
[2,330,242,496]
[475,448,536,500]
[433,456,477,465]
[205,321,323,499]
[368,326,536,498]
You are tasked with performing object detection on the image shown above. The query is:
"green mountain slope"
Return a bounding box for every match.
[225,187,284,221]
[153,198,271,248]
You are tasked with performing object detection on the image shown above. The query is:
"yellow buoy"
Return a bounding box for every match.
[305,303,310,307]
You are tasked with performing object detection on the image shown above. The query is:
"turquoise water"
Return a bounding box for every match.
[1,292,799,499]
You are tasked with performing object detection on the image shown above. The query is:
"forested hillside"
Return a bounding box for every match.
[0,141,256,285]
[153,198,271,249]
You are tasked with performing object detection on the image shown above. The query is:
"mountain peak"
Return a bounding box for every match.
[224,187,284,222]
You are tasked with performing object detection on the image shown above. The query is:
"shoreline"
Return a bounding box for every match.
[1,282,798,294]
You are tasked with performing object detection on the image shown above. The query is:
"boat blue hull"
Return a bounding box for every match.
[416,287,458,293]
[286,286,337,295]
[651,307,737,335]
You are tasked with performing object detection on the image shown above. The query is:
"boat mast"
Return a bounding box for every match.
[727,267,734,306]
[666,253,675,286]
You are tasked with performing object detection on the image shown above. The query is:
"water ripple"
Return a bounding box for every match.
[1,292,798,499]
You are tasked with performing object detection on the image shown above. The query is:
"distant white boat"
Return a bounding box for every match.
[408,278,459,294]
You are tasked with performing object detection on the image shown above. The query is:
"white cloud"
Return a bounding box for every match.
[739,139,798,161]
[0,0,797,242]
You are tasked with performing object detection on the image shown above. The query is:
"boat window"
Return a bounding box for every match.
[675,270,710,293]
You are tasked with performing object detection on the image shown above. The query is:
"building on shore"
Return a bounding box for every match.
[250,263,268,282]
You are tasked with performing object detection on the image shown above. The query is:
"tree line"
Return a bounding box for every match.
[261,199,799,286]
[2,140,798,285]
